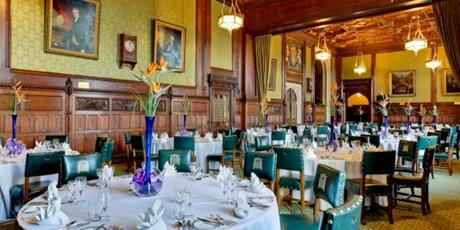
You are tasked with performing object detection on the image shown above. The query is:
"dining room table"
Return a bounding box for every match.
[0,148,79,219]
[17,174,281,230]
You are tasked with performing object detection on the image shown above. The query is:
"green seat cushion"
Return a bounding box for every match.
[346,178,390,195]
[279,176,314,190]
[10,180,51,199]
[280,214,321,230]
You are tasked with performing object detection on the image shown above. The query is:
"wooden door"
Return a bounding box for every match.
[285,88,297,125]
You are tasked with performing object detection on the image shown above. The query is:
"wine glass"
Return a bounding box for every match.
[66,180,78,204]
[189,162,200,176]
[99,189,111,221]
[88,200,103,222]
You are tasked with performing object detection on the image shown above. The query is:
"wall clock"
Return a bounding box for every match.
[119,34,137,69]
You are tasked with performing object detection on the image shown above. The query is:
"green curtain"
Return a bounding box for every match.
[434,0,460,81]
[255,34,271,125]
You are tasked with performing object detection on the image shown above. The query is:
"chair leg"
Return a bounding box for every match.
[425,184,431,212]
[387,194,394,224]
[361,195,366,225]
[421,186,427,215]
[300,188,305,214]
[393,185,398,205]
[276,187,282,205]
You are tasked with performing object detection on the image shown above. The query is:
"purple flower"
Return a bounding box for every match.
[264,127,272,133]
[5,138,25,155]
[179,129,190,137]
[131,167,162,186]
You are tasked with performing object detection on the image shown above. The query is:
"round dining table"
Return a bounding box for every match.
[17,175,281,230]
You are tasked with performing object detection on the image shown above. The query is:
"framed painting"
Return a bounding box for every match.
[45,0,101,59]
[268,58,277,91]
[153,20,186,72]
[442,69,460,95]
[389,70,416,96]
[285,38,303,73]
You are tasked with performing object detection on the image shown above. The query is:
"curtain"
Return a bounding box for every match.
[433,0,460,81]
[255,34,271,125]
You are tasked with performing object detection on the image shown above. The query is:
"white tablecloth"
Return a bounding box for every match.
[154,138,223,170]
[0,149,79,219]
[17,176,281,230]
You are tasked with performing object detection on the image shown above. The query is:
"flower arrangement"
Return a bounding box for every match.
[403,101,413,116]
[329,83,343,117]
[431,104,439,116]
[306,103,313,116]
[130,58,171,196]
[3,81,27,115]
[357,106,364,116]
[375,92,390,116]
[418,104,427,117]
[131,57,171,117]
[2,81,27,156]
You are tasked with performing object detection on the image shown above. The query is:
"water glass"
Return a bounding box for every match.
[75,176,87,198]
[66,180,78,204]
[190,162,200,175]
[174,203,186,222]
[99,189,111,220]
[88,200,103,222]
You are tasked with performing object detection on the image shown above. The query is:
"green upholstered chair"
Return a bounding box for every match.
[368,123,379,134]
[427,132,453,176]
[348,124,359,136]
[393,147,435,215]
[345,150,396,224]
[158,149,192,172]
[395,140,418,174]
[243,152,277,191]
[130,135,146,171]
[0,136,3,146]
[95,136,108,153]
[62,153,102,184]
[271,131,287,146]
[296,135,309,145]
[44,135,68,144]
[100,139,115,166]
[368,135,380,148]
[303,128,314,141]
[274,147,314,214]
[280,164,361,230]
[316,126,330,146]
[10,151,64,216]
[348,136,367,147]
[222,135,241,167]
[174,136,195,152]
[417,135,438,177]
[255,135,271,152]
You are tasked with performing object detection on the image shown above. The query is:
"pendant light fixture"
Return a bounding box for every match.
[218,0,244,34]
[404,16,427,55]
[353,52,367,75]
[425,42,442,71]
[315,33,331,61]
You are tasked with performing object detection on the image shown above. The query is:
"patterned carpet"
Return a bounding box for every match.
[279,161,460,230]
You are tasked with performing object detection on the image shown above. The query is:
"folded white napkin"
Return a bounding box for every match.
[34,181,69,226]
[217,165,233,183]
[137,200,167,230]
[250,173,265,193]
[233,191,249,218]
[215,133,223,141]
[34,141,47,153]
[303,146,316,158]
[160,132,169,140]
[161,161,177,177]
[62,143,72,155]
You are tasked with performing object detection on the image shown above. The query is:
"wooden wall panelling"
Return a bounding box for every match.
[170,96,209,134]
[314,104,325,124]
[267,99,284,128]
[343,79,372,123]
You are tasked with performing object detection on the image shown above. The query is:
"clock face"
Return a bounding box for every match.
[124,40,136,52]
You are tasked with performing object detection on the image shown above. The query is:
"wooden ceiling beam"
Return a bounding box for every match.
[244,0,434,35]
[336,39,442,56]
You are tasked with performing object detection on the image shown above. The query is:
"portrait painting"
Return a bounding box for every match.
[153,20,186,72]
[389,70,416,96]
[442,69,460,95]
[285,39,303,73]
[45,0,101,59]
[268,58,277,91]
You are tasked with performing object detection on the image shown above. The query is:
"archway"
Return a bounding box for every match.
[285,82,302,125]
[346,92,370,122]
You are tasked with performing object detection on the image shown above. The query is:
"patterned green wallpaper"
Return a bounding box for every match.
[10,0,196,86]
[210,0,233,70]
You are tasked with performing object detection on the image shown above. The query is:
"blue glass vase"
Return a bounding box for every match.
[382,115,389,139]
[131,116,163,197]
[433,115,437,129]
[12,114,17,139]
[183,114,187,130]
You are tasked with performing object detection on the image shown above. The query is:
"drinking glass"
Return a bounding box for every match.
[75,176,87,198]
[189,162,200,176]
[66,180,78,204]
[99,189,111,221]
[88,200,103,222]
[174,203,186,223]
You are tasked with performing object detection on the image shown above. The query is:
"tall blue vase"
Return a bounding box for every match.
[183,114,187,130]
[406,115,411,134]
[144,116,155,184]
[382,115,389,139]
[12,114,17,139]
[433,115,437,129]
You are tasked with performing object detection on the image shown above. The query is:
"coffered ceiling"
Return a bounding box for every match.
[303,6,440,54]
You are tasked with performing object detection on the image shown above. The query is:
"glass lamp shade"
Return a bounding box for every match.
[353,65,367,75]
[425,58,442,71]
[405,38,427,55]
[315,50,331,61]
[218,14,243,33]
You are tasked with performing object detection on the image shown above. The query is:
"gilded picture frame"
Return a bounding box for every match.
[45,0,101,59]
[389,70,416,97]
[442,69,460,95]
[268,58,277,91]
[153,20,186,72]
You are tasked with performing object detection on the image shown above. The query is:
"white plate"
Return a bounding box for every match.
[193,220,218,230]
[238,180,250,187]
[250,196,274,206]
